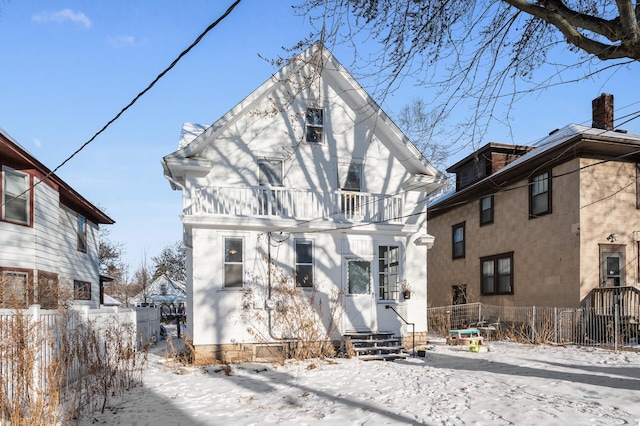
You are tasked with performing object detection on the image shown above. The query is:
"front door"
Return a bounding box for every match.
[343,257,376,332]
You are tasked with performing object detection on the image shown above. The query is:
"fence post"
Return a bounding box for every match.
[554,307,557,344]
[531,306,536,343]
[614,303,619,353]
[28,305,41,400]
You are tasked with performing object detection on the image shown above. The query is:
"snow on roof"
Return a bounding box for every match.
[102,293,122,306]
[178,122,208,149]
[131,275,186,304]
[429,123,640,207]
[494,124,640,177]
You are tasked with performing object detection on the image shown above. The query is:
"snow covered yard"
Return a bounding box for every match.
[82,338,640,425]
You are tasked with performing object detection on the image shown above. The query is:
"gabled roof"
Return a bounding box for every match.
[163,42,446,189]
[429,124,640,218]
[0,127,114,225]
[131,274,186,305]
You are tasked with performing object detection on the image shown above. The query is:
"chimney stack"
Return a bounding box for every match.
[592,93,614,130]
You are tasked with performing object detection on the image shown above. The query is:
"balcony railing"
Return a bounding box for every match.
[186,186,403,224]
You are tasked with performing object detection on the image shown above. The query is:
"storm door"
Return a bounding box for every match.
[601,252,624,287]
[343,257,376,332]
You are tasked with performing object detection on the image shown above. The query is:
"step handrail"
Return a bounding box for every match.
[384,305,415,357]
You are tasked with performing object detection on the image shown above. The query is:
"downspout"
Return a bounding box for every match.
[266,232,283,341]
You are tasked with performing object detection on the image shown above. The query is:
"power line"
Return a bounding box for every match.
[3,0,242,207]
[51,0,242,176]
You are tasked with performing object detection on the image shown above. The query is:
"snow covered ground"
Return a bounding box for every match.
[82,334,640,426]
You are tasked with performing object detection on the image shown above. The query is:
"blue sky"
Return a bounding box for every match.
[1,1,638,272]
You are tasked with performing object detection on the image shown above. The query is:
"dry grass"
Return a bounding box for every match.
[0,304,148,425]
[246,262,343,361]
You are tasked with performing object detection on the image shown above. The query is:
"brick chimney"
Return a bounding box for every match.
[592,93,614,130]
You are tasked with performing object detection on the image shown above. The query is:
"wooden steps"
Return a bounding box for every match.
[343,331,409,361]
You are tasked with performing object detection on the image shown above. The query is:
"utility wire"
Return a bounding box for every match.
[3,0,242,207]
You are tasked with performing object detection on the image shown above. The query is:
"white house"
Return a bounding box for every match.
[0,127,114,309]
[162,43,445,361]
[131,274,186,320]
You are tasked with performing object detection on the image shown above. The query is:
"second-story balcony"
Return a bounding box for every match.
[185,186,404,224]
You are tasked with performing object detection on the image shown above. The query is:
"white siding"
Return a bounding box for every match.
[33,178,61,273]
[58,205,100,308]
[0,221,35,269]
[170,45,439,349]
[189,226,428,346]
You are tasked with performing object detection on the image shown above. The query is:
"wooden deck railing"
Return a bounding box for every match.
[186,186,404,224]
[581,286,640,317]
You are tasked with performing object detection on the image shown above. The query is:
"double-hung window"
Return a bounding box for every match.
[2,167,30,225]
[481,252,513,295]
[77,214,87,252]
[224,238,243,288]
[295,240,314,288]
[530,171,551,217]
[305,108,323,143]
[480,195,494,226]
[378,246,399,300]
[452,222,465,259]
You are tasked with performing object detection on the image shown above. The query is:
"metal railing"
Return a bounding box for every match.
[427,302,640,351]
[384,304,415,356]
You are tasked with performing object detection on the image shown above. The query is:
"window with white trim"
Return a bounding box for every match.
[224,238,243,288]
[295,240,313,288]
[305,108,323,143]
[378,246,399,300]
[2,167,30,225]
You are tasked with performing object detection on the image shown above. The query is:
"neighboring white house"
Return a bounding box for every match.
[162,42,445,361]
[0,127,114,309]
[131,274,186,320]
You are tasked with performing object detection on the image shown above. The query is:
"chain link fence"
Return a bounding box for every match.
[427,302,640,351]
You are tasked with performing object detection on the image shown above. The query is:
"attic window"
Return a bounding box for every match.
[305,108,323,143]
